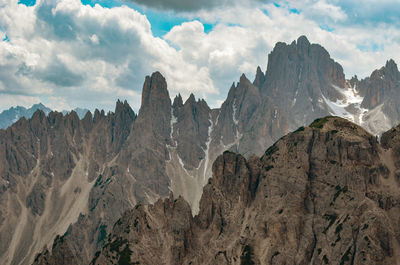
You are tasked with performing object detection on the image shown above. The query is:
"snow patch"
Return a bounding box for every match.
[167,108,178,162]
[12,114,20,123]
[170,108,178,141]
[232,99,240,139]
[232,100,239,126]
[322,84,369,124]
[203,115,214,181]
[177,154,193,178]
[215,112,220,126]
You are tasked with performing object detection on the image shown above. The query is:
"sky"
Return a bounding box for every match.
[0,0,399,112]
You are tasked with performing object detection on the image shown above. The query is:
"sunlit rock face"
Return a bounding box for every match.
[93,117,400,265]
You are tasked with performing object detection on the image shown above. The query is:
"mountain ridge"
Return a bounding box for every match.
[91,116,400,265]
[0,104,90,130]
[1,36,400,265]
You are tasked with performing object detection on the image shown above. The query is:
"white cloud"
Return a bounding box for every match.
[0,0,220,111]
[0,94,41,111]
[46,96,70,111]
[90,34,99,44]
[309,0,347,22]
[0,0,399,112]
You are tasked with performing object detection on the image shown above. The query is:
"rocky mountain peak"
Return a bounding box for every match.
[30,109,48,133]
[140,71,170,113]
[93,109,105,123]
[134,71,171,142]
[32,103,46,109]
[264,35,345,95]
[296,35,311,54]
[360,59,400,111]
[172,91,212,170]
[114,99,127,114]
[253,66,265,88]
[186,93,196,105]
[385,59,398,75]
[173,93,183,108]
[239,73,248,83]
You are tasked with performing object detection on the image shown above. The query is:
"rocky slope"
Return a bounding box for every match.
[0,100,137,265]
[1,36,400,265]
[92,117,400,265]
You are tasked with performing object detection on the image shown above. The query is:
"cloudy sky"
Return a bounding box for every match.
[0,0,399,112]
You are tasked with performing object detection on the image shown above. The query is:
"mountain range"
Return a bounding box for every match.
[91,117,400,265]
[1,36,400,265]
[0,104,89,129]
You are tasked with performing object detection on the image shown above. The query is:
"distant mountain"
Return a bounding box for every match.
[0,103,51,129]
[62,108,90,119]
[0,104,89,129]
[1,36,400,265]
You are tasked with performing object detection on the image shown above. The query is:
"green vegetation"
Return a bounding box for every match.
[323,255,329,264]
[332,185,348,204]
[118,244,133,265]
[265,144,279,157]
[109,237,127,253]
[310,116,334,129]
[98,224,107,243]
[271,251,280,260]
[94,174,103,187]
[265,165,274,171]
[106,237,133,265]
[240,245,255,265]
[323,213,338,234]
[335,223,343,235]
[339,246,352,265]
[294,126,305,133]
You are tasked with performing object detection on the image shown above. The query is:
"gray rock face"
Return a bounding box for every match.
[2,36,400,265]
[173,94,211,170]
[93,117,400,265]
[0,101,136,265]
[354,60,400,134]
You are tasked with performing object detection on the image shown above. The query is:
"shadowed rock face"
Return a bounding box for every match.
[92,117,400,265]
[3,37,400,265]
[173,94,211,170]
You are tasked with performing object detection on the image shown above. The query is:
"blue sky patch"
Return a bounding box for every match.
[18,0,36,6]
[320,24,334,32]
[81,0,123,8]
[145,12,188,37]
[81,0,194,37]
[357,43,384,52]
[357,42,385,52]
[203,23,214,34]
